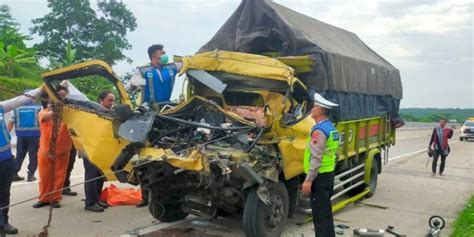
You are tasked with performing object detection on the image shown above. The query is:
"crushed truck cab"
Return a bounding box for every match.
[42,51,397,237]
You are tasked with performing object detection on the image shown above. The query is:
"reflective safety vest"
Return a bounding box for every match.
[140,64,178,103]
[0,106,13,160]
[303,120,340,174]
[14,104,41,137]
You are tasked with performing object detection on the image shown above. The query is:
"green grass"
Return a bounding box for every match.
[0,76,43,101]
[451,195,474,237]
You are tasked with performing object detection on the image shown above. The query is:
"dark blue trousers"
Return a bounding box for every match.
[83,158,104,207]
[14,136,39,175]
[64,147,77,189]
[0,158,14,225]
[310,172,335,237]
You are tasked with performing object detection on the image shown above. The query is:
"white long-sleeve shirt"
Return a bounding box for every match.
[0,87,42,113]
[125,62,183,92]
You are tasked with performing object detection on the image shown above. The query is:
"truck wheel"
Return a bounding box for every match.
[148,192,188,222]
[365,160,379,198]
[460,137,464,141]
[243,182,289,237]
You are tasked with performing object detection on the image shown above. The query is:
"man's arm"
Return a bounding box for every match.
[0,87,42,113]
[446,128,453,139]
[429,128,435,147]
[7,111,15,132]
[7,120,14,132]
[125,69,146,92]
[39,107,53,122]
[305,130,327,182]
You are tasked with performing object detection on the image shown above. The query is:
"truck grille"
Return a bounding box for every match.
[464,128,474,133]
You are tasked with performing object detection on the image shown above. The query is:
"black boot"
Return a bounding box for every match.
[97,200,109,209]
[62,188,78,196]
[2,223,18,235]
[12,173,24,182]
[85,204,104,212]
[27,172,36,182]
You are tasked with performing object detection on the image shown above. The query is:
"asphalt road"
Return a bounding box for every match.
[6,127,474,237]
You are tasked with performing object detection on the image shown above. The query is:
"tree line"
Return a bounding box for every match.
[0,0,136,80]
[400,108,474,123]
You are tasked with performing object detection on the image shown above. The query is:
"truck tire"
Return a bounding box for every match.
[243,182,289,237]
[365,160,379,198]
[148,192,188,222]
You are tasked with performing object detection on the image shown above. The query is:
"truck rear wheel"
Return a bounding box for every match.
[365,160,379,198]
[148,191,188,222]
[243,182,289,237]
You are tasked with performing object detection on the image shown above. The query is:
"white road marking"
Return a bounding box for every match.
[120,218,189,237]
[389,141,459,162]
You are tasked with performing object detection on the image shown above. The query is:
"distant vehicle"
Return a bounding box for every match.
[459,119,474,141]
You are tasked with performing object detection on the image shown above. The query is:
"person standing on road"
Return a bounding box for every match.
[33,87,73,208]
[82,90,116,212]
[7,89,42,182]
[429,118,453,176]
[301,93,340,237]
[0,87,42,235]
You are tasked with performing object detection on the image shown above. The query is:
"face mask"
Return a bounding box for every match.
[160,54,169,64]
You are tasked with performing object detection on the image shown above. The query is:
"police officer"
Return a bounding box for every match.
[302,93,340,237]
[126,44,182,105]
[7,90,41,182]
[0,88,42,235]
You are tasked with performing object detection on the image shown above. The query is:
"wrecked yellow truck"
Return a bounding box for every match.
[42,51,397,237]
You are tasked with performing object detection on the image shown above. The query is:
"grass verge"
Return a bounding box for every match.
[451,195,474,236]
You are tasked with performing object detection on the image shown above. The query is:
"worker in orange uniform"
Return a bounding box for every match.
[33,87,73,208]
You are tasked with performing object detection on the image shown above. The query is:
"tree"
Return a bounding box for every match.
[48,39,77,69]
[0,4,42,81]
[0,5,19,29]
[0,42,36,77]
[400,113,417,122]
[0,4,30,50]
[30,0,137,66]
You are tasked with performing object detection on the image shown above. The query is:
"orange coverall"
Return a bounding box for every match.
[37,109,72,203]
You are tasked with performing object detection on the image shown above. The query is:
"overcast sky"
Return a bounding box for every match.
[4,0,473,108]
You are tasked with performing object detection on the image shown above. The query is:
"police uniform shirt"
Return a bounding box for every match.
[306,129,327,182]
